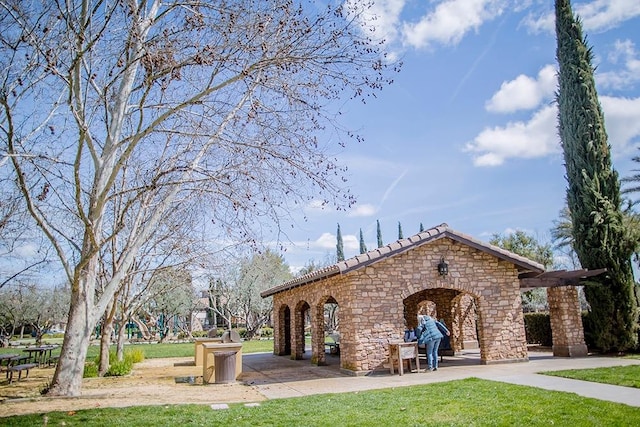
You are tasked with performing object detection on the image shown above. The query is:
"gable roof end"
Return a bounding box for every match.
[260,223,545,298]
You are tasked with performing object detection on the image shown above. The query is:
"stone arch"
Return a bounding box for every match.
[312,295,340,366]
[404,287,483,360]
[293,300,310,360]
[451,293,479,351]
[274,304,291,356]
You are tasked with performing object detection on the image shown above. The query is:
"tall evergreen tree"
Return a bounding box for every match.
[336,223,345,261]
[419,223,424,232]
[359,229,367,254]
[398,222,403,239]
[377,220,384,248]
[555,0,638,351]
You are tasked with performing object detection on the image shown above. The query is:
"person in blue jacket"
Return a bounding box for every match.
[417,314,450,371]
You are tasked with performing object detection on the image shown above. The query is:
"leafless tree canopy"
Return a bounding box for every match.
[0,0,396,396]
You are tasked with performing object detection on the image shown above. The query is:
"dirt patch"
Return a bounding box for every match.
[0,357,265,417]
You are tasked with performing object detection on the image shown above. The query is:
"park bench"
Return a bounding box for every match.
[8,363,38,383]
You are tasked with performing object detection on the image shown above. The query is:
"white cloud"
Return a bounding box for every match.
[465,104,559,166]
[366,0,407,45]
[523,0,640,34]
[313,232,338,250]
[467,95,640,167]
[309,232,358,252]
[486,64,557,113]
[578,0,640,32]
[601,96,640,156]
[598,39,640,90]
[347,203,378,217]
[402,0,506,49]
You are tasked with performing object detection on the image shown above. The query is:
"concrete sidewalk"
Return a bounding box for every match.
[240,350,640,407]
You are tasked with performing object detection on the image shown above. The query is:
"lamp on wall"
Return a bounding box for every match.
[437,257,449,276]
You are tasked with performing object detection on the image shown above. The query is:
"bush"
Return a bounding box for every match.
[126,348,145,363]
[105,358,133,377]
[88,348,142,377]
[236,328,248,339]
[260,327,274,338]
[83,362,98,378]
[192,330,209,338]
[524,313,552,346]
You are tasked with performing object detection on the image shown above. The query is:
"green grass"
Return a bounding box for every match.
[1,339,274,360]
[543,364,640,388]
[4,378,640,426]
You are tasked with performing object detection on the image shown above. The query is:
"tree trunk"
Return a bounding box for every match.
[98,299,118,375]
[98,319,114,376]
[133,317,151,340]
[116,320,127,361]
[47,288,94,396]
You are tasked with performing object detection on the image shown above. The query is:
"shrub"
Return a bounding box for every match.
[192,330,209,338]
[105,358,133,377]
[524,313,552,346]
[83,362,98,378]
[236,328,247,339]
[126,348,145,363]
[260,327,274,338]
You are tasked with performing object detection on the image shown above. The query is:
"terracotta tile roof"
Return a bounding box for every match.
[261,223,545,298]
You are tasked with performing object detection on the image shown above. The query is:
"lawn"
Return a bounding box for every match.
[0,338,275,360]
[543,364,640,388]
[4,377,640,426]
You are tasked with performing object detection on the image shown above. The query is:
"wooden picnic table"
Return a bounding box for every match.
[0,353,19,373]
[22,345,57,367]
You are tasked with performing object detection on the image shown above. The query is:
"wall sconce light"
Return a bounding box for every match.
[437,257,449,276]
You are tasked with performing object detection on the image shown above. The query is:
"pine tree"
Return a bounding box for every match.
[555,0,638,351]
[377,220,383,248]
[336,223,345,261]
[359,229,367,254]
[419,223,424,232]
[398,222,403,239]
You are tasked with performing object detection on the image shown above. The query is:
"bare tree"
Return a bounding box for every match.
[0,0,395,396]
[230,249,292,339]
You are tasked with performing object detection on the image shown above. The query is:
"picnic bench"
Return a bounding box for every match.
[7,363,38,383]
[324,342,340,354]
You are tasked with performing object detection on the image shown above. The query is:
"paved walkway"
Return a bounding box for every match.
[241,349,640,407]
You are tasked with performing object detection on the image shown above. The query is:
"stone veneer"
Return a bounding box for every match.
[547,286,588,357]
[272,238,531,375]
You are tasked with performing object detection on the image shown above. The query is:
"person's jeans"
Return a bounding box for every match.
[426,338,442,370]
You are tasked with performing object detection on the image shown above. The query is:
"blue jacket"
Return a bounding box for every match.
[417,316,444,345]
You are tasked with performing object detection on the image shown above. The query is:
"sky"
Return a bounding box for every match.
[275,0,640,273]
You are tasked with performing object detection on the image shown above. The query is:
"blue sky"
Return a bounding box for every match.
[276,0,640,272]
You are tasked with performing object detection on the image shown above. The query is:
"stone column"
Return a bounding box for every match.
[292,303,307,360]
[312,304,325,366]
[548,286,588,357]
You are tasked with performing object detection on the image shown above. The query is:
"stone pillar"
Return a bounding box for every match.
[273,300,283,355]
[548,286,588,357]
[292,303,308,360]
[312,304,325,365]
[478,278,528,364]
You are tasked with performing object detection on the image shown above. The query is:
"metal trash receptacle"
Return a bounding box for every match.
[214,351,237,383]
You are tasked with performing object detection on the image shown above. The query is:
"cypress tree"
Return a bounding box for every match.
[419,223,424,232]
[377,220,383,248]
[398,222,403,239]
[555,0,638,351]
[359,228,367,254]
[336,223,345,261]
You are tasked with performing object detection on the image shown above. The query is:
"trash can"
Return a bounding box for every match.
[214,351,237,384]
